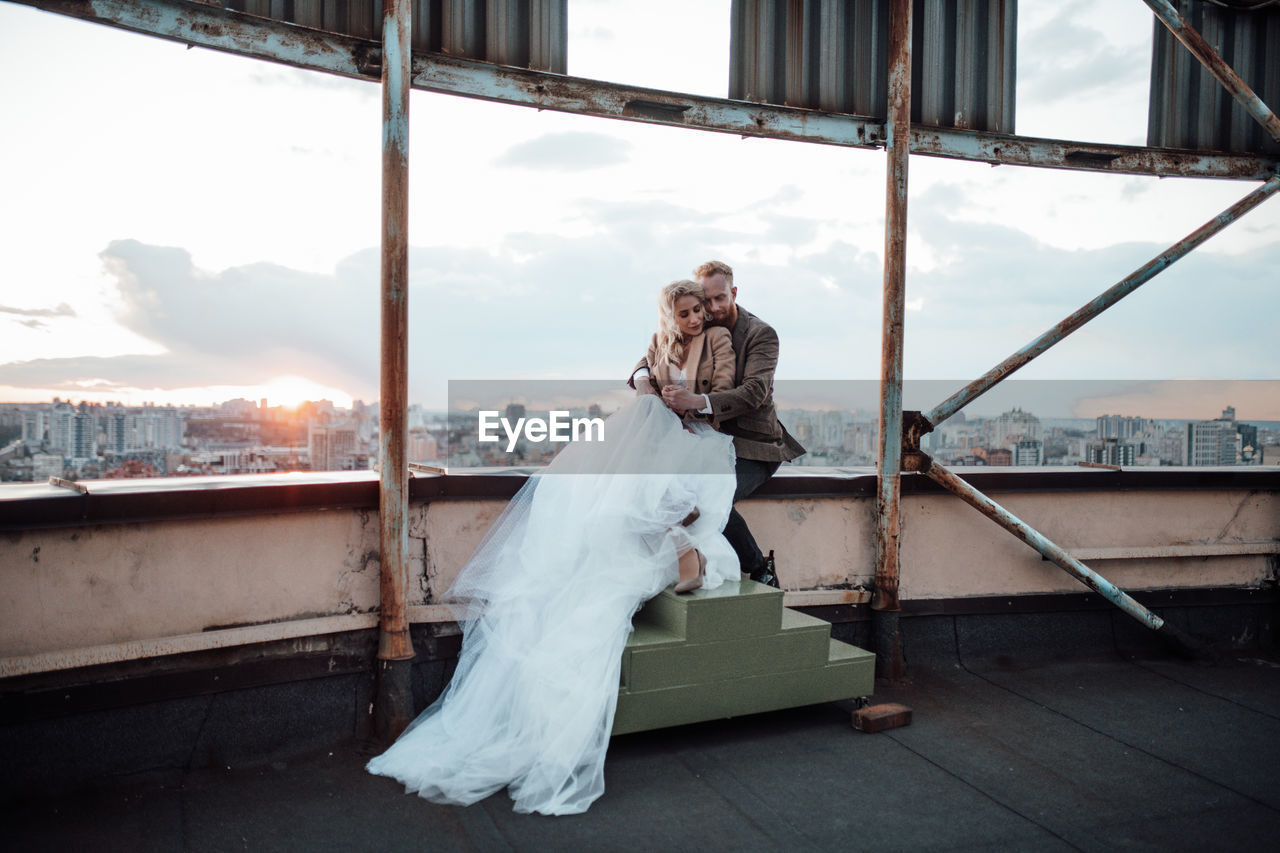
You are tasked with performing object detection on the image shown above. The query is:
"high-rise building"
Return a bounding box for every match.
[22,408,49,444]
[128,408,185,451]
[48,404,95,458]
[1086,438,1136,466]
[409,430,439,462]
[1186,420,1236,466]
[1096,414,1149,440]
[102,407,128,453]
[1014,439,1044,466]
[309,421,358,470]
[69,412,95,459]
[990,407,1040,448]
[48,404,72,453]
[1156,426,1187,466]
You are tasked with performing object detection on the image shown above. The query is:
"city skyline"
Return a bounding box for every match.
[5,389,1275,484]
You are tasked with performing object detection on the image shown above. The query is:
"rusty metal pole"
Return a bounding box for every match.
[373,0,414,743]
[918,454,1199,657]
[873,0,912,682]
[1144,0,1280,145]
[925,174,1280,429]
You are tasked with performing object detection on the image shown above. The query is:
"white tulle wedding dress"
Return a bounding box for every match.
[366,394,739,815]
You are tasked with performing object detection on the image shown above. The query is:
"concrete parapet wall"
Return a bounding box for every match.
[2,472,1277,673]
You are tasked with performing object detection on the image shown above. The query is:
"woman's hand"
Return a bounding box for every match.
[662,385,705,414]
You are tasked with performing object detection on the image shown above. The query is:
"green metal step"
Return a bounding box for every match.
[613,579,875,735]
[623,608,832,691]
[635,579,786,643]
[614,639,875,735]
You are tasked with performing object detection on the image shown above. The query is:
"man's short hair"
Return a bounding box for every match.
[694,260,733,284]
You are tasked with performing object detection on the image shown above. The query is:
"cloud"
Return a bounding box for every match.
[0,199,854,402]
[1017,2,1148,103]
[1,189,1275,410]
[1,302,76,318]
[495,132,634,171]
[0,241,383,397]
[2,302,76,332]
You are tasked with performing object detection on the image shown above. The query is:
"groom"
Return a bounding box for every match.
[637,260,805,587]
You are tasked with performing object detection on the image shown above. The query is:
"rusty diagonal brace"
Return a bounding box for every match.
[893,175,1279,651]
[905,451,1199,655]
[921,174,1280,432]
[882,3,1280,651]
[1144,0,1280,145]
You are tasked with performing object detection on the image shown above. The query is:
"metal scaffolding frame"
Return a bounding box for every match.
[872,0,1280,673]
[12,0,1279,722]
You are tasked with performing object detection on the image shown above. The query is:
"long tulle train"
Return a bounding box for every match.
[366,395,738,814]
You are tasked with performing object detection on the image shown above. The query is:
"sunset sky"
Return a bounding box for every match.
[1,1,1277,419]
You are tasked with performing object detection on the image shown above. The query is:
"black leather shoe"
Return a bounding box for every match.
[752,550,780,588]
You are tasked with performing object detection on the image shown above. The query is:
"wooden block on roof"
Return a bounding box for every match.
[851,703,914,733]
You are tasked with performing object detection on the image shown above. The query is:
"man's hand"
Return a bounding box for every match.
[662,385,704,414]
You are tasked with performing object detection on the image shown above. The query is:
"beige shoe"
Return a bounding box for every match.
[674,550,706,594]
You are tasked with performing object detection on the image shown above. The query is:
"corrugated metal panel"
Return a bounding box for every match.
[221,0,566,73]
[730,0,1016,133]
[1149,0,1280,155]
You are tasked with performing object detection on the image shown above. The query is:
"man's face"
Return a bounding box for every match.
[700,273,737,325]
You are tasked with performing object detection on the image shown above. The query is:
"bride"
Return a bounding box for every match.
[366,279,741,815]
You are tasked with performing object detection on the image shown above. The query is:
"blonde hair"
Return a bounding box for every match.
[694,260,733,284]
[655,279,705,368]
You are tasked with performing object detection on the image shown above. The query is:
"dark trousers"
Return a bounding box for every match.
[724,457,781,577]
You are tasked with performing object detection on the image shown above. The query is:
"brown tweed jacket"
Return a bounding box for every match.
[705,307,805,463]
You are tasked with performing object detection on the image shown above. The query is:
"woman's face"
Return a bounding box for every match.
[672,294,705,338]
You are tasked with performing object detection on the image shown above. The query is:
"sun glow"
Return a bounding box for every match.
[254,376,356,410]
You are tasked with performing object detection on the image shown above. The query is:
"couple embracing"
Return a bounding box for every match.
[367,261,805,815]
[630,260,805,591]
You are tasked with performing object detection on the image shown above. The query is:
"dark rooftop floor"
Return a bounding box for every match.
[6,646,1280,852]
